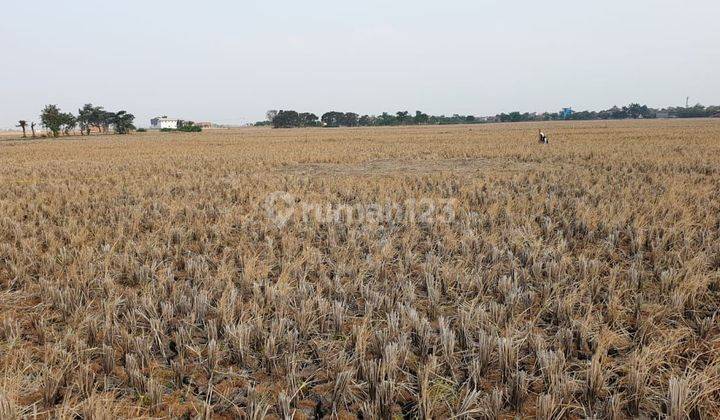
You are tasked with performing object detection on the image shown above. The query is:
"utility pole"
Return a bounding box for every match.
[686,96,690,108]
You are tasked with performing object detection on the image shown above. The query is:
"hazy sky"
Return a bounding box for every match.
[2,0,719,128]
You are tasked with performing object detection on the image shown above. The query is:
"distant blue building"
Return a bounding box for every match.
[560,107,574,119]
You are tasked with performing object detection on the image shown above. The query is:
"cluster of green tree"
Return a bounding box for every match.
[258,103,720,128]
[262,109,478,128]
[267,110,321,128]
[19,104,136,138]
[498,103,720,122]
[160,121,203,132]
[364,111,477,126]
[667,104,720,118]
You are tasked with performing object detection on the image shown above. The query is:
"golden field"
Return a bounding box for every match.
[1,120,719,419]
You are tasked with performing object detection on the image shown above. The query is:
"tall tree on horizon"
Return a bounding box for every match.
[40,105,64,137]
[266,110,278,123]
[396,111,410,124]
[77,104,95,135]
[17,120,27,138]
[60,113,76,135]
[111,110,135,134]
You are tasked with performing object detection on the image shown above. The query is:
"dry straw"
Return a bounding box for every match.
[0,120,719,417]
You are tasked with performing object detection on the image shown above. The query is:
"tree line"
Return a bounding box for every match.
[16,104,136,138]
[259,103,720,128]
[261,110,478,128]
[497,103,720,122]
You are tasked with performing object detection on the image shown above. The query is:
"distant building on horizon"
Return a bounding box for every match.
[560,107,574,119]
[150,116,179,129]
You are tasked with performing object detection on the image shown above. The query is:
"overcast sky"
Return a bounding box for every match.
[2,0,719,128]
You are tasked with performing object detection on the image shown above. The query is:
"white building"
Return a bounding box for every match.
[150,117,179,129]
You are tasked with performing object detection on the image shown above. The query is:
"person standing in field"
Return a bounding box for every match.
[538,129,548,144]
